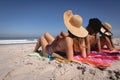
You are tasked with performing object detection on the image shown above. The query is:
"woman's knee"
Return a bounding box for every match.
[44,32,50,37]
[39,36,45,41]
[37,36,44,43]
[61,31,67,36]
[44,32,54,42]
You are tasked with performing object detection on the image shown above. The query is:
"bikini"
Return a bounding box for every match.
[46,37,65,54]
[56,38,64,49]
[46,45,54,55]
[57,37,82,54]
[47,37,83,56]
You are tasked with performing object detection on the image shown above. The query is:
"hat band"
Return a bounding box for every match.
[101,25,113,36]
[103,30,113,36]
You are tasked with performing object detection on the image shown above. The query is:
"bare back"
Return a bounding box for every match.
[89,34,101,51]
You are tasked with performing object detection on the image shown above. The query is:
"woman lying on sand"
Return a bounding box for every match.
[100,22,115,50]
[34,10,89,61]
[86,18,102,53]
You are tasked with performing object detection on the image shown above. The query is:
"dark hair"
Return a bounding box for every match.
[88,18,102,33]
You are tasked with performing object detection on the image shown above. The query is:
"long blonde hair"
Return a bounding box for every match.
[68,31,85,51]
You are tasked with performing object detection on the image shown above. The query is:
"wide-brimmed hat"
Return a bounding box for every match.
[63,10,88,37]
[100,22,112,36]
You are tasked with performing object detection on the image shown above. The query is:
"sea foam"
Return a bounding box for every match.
[0,39,37,45]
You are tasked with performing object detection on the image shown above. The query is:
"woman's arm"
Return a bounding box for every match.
[85,35,91,55]
[57,31,68,39]
[52,52,66,60]
[65,37,74,60]
[97,36,101,52]
[55,31,68,41]
[81,42,87,58]
[60,31,68,37]
[105,36,113,50]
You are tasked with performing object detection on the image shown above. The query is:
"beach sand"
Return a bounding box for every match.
[0,38,120,80]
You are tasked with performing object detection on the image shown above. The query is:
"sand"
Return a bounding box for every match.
[0,38,120,80]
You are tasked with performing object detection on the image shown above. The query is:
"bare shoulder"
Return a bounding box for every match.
[65,36,72,40]
[65,37,73,43]
[64,37,73,48]
[96,35,100,40]
[87,34,94,40]
[86,35,90,39]
[85,35,90,42]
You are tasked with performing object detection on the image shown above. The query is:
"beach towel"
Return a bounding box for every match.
[27,52,41,58]
[27,52,55,60]
[28,49,120,68]
[73,49,120,68]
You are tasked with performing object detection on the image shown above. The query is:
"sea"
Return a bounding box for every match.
[0,37,38,45]
[0,35,119,45]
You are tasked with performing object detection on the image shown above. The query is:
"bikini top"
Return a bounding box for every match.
[56,37,65,51]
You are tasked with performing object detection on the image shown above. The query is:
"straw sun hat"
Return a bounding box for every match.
[100,22,113,36]
[64,10,88,37]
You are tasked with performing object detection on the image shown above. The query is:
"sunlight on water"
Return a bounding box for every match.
[0,39,37,45]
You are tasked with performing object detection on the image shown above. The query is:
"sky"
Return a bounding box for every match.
[0,0,120,38]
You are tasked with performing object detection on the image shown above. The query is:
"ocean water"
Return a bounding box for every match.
[0,37,38,45]
[0,35,119,45]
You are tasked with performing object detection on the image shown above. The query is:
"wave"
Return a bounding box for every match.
[0,39,37,45]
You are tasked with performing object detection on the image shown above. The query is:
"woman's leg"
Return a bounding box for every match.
[57,31,68,39]
[34,32,54,52]
[34,36,42,52]
[44,32,55,44]
[60,31,68,37]
[40,36,49,56]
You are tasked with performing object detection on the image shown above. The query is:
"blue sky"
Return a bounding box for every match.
[0,0,120,38]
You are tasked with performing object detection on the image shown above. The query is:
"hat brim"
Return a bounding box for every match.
[100,27,112,36]
[64,10,88,37]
